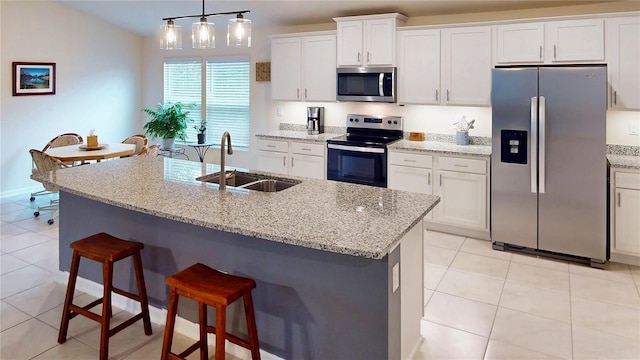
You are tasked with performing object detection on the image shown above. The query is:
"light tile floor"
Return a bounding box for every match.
[1,193,640,359]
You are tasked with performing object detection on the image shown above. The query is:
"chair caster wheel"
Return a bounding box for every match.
[34,211,40,217]
[47,219,54,225]
[30,196,36,201]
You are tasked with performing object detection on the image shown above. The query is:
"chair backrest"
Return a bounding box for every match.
[42,133,83,151]
[146,144,161,156]
[122,135,148,156]
[29,149,69,191]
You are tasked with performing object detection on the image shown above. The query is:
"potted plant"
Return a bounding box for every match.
[142,102,191,149]
[194,119,207,144]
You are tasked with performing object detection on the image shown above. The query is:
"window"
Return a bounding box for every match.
[163,57,250,149]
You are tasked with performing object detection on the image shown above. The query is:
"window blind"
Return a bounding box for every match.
[163,60,202,142]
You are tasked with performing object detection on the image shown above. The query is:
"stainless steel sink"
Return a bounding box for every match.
[240,179,299,192]
[196,170,300,192]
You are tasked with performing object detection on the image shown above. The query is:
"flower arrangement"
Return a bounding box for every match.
[194,119,207,134]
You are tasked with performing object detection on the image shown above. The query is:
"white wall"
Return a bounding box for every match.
[0,1,143,197]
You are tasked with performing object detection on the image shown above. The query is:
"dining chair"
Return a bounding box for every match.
[30,133,83,201]
[146,144,161,156]
[29,149,70,225]
[122,134,149,157]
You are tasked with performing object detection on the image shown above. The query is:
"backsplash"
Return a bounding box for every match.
[607,145,640,156]
[279,123,346,134]
[409,133,492,146]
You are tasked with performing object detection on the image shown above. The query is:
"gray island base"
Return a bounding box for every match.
[43,157,440,359]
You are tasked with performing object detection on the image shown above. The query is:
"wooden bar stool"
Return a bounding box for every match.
[58,232,152,360]
[161,263,260,360]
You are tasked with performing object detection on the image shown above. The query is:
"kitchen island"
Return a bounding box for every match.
[39,156,439,360]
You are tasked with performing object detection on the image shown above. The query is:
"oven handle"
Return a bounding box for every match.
[327,144,385,154]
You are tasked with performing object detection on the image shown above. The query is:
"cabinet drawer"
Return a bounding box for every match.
[291,141,325,157]
[389,151,433,168]
[616,171,640,190]
[439,156,486,174]
[257,139,288,152]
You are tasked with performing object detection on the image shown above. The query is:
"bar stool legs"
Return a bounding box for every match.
[58,233,152,360]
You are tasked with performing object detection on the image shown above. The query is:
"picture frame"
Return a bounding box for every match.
[12,62,56,96]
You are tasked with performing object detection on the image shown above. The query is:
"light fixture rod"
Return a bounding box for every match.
[162,10,250,22]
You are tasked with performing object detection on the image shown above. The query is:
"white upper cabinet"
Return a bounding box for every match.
[496,22,545,63]
[496,19,604,64]
[271,33,336,102]
[607,16,640,110]
[335,14,407,67]
[397,29,441,105]
[442,26,493,106]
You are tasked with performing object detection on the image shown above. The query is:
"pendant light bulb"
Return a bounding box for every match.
[192,16,215,48]
[160,19,182,50]
[227,13,251,48]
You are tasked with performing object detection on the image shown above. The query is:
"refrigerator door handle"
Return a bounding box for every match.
[539,96,546,194]
[531,96,538,193]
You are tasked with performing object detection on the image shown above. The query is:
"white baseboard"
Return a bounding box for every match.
[54,271,283,360]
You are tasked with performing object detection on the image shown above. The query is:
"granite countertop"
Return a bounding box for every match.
[38,157,439,260]
[255,131,341,142]
[608,154,640,170]
[388,140,492,158]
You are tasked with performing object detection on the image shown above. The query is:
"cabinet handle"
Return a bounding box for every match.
[291,157,294,167]
[454,164,468,168]
[553,45,557,60]
[618,192,621,207]
[266,144,276,148]
[357,52,361,63]
[446,90,450,102]
[439,174,442,186]
[301,148,311,151]
[403,159,416,163]
[614,91,617,105]
[367,52,371,64]
[428,173,431,185]
[283,156,286,166]
[297,88,300,99]
[435,89,439,101]
[305,88,308,98]
[539,45,543,60]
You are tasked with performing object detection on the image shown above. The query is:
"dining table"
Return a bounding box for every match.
[45,143,136,163]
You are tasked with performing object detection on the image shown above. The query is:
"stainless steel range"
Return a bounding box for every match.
[327,114,403,187]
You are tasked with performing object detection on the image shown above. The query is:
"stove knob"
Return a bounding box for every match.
[349,118,354,122]
[393,121,398,125]
[355,119,359,122]
[387,120,392,124]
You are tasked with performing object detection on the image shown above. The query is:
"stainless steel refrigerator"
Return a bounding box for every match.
[491,66,608,267]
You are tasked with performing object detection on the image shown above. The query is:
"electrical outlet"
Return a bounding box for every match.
[276,107,283,117]
[392,263,399,292]
[630,122,639,135]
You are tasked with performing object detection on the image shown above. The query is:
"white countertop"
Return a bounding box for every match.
[388,140,492,157]
[37,157,439,259]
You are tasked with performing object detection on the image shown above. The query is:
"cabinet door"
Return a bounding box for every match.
[257,150,288,175]
[496,22,544,63]
[614,188,640,255]
[365,18,395,66]
[389,164,433,220]
[607,17,640,110]
[291,154,325,180]
[337,20,363,66]
[436,170,487,229]
[271,37,302,100]
[442,26,493,106]
[397,29,441,104]
[302,35,337,102]
[546,19,604,62]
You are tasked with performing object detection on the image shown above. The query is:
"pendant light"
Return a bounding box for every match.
[160,0,250,50]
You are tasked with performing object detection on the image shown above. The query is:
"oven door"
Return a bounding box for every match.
[327,143,387,187]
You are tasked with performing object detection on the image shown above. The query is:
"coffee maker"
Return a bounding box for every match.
[306,106,324,135]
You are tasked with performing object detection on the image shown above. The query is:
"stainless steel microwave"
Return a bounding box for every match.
[336,67,396,103]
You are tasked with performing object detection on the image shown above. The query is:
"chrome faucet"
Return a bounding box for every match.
[219,131,233,190]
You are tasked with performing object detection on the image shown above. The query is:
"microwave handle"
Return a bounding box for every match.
[379,73,384,97]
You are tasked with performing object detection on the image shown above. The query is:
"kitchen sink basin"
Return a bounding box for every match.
[196,170,300,192]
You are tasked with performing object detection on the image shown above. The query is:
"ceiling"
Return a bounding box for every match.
[56,0,616,36]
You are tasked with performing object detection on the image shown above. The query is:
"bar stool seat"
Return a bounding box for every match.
[161,263,260,360]
[58,232,152,360]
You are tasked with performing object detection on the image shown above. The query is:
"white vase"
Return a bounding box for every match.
[162,138,175,150]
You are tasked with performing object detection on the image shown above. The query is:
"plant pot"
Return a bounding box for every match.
[197,133,205,144]
[162,138,175,150]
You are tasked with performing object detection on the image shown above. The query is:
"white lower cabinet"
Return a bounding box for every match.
[257,138,325,180]
[610,169,640,265]
[388,151,433,219]
[388,150,490,238]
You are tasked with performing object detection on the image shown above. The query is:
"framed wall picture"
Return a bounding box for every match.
[12,62,56,96]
